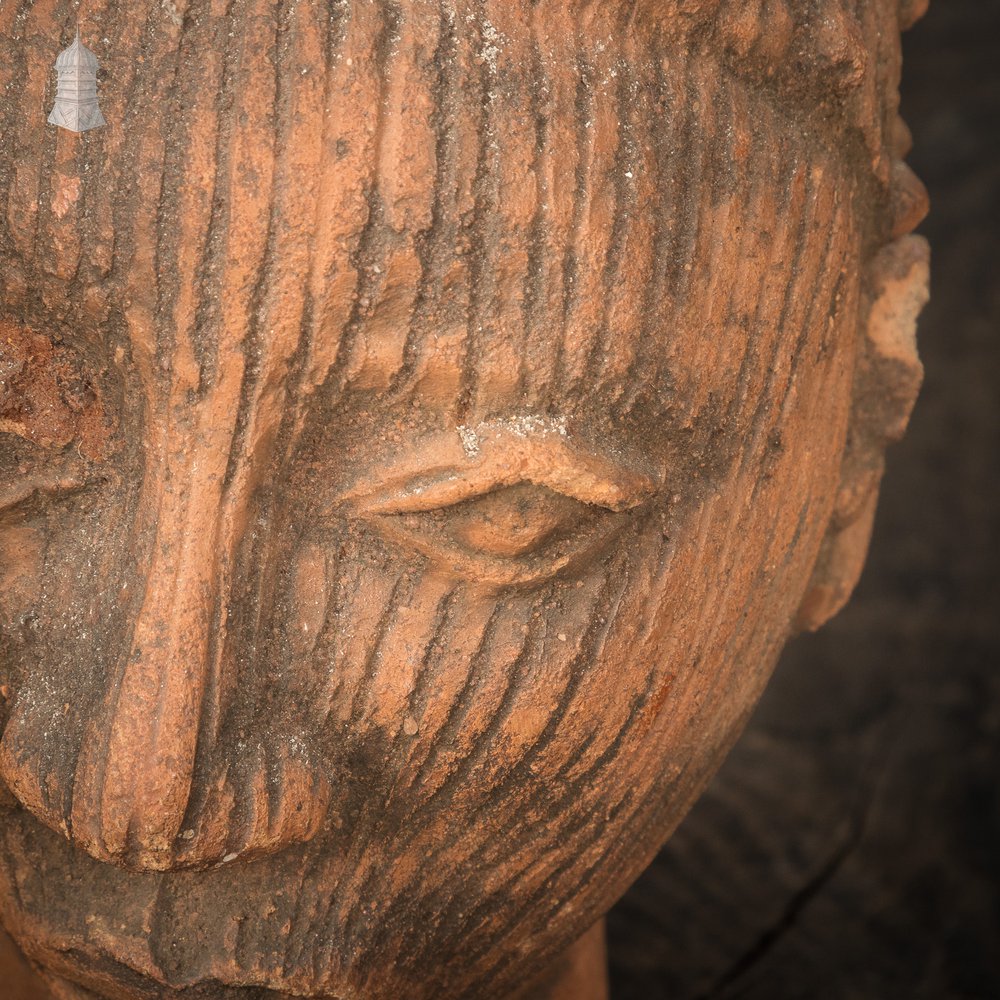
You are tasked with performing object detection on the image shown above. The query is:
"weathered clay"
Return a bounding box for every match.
[0,2,928,998]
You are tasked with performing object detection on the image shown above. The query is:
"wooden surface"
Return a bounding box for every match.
[607,2,1000,996]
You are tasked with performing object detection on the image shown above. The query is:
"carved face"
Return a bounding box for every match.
[0,3,926,999]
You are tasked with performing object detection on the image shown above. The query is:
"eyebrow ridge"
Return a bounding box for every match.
[340,420,657,515]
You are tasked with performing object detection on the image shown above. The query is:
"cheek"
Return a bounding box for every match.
[286,523,655,779]
[0,524,44,631]
[0,524,44,742]
[630,293,861,811]
[245,501,672,847]
[0,495,131,674]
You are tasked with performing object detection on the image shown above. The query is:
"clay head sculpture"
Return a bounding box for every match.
[0,1,929,998]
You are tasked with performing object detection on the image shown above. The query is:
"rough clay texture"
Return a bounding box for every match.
[0,2,927,999]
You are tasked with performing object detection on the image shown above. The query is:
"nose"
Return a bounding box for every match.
[74,429,236,867]
[0,387,235,864]
[0,378,328,871]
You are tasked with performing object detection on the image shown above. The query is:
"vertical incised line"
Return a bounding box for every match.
[327,0,402,398]
[518,4,550,401]
[554,10,593,398]
[389,0,460,400]
[459,0,505,421]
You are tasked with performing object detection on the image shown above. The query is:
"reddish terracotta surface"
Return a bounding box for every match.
[0,3,927,998]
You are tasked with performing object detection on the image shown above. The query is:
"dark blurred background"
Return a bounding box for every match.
[608,1,1000,997]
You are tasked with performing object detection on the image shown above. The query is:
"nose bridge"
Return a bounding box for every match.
[69,398,245,868]
[0,300,328,872]
[0,379,252,870]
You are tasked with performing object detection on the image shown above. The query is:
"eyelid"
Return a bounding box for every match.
[340,421,657,516]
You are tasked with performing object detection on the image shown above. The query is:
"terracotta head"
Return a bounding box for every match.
[0,1,928,997]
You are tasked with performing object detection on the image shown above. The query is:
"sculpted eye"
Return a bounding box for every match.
[379,479,618,582]
[337,418,657,586]
[417,482,606,559]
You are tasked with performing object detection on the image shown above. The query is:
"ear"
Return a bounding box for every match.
[795,233,930,633]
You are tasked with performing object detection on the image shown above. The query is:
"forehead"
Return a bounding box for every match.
[0,3,857,441]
